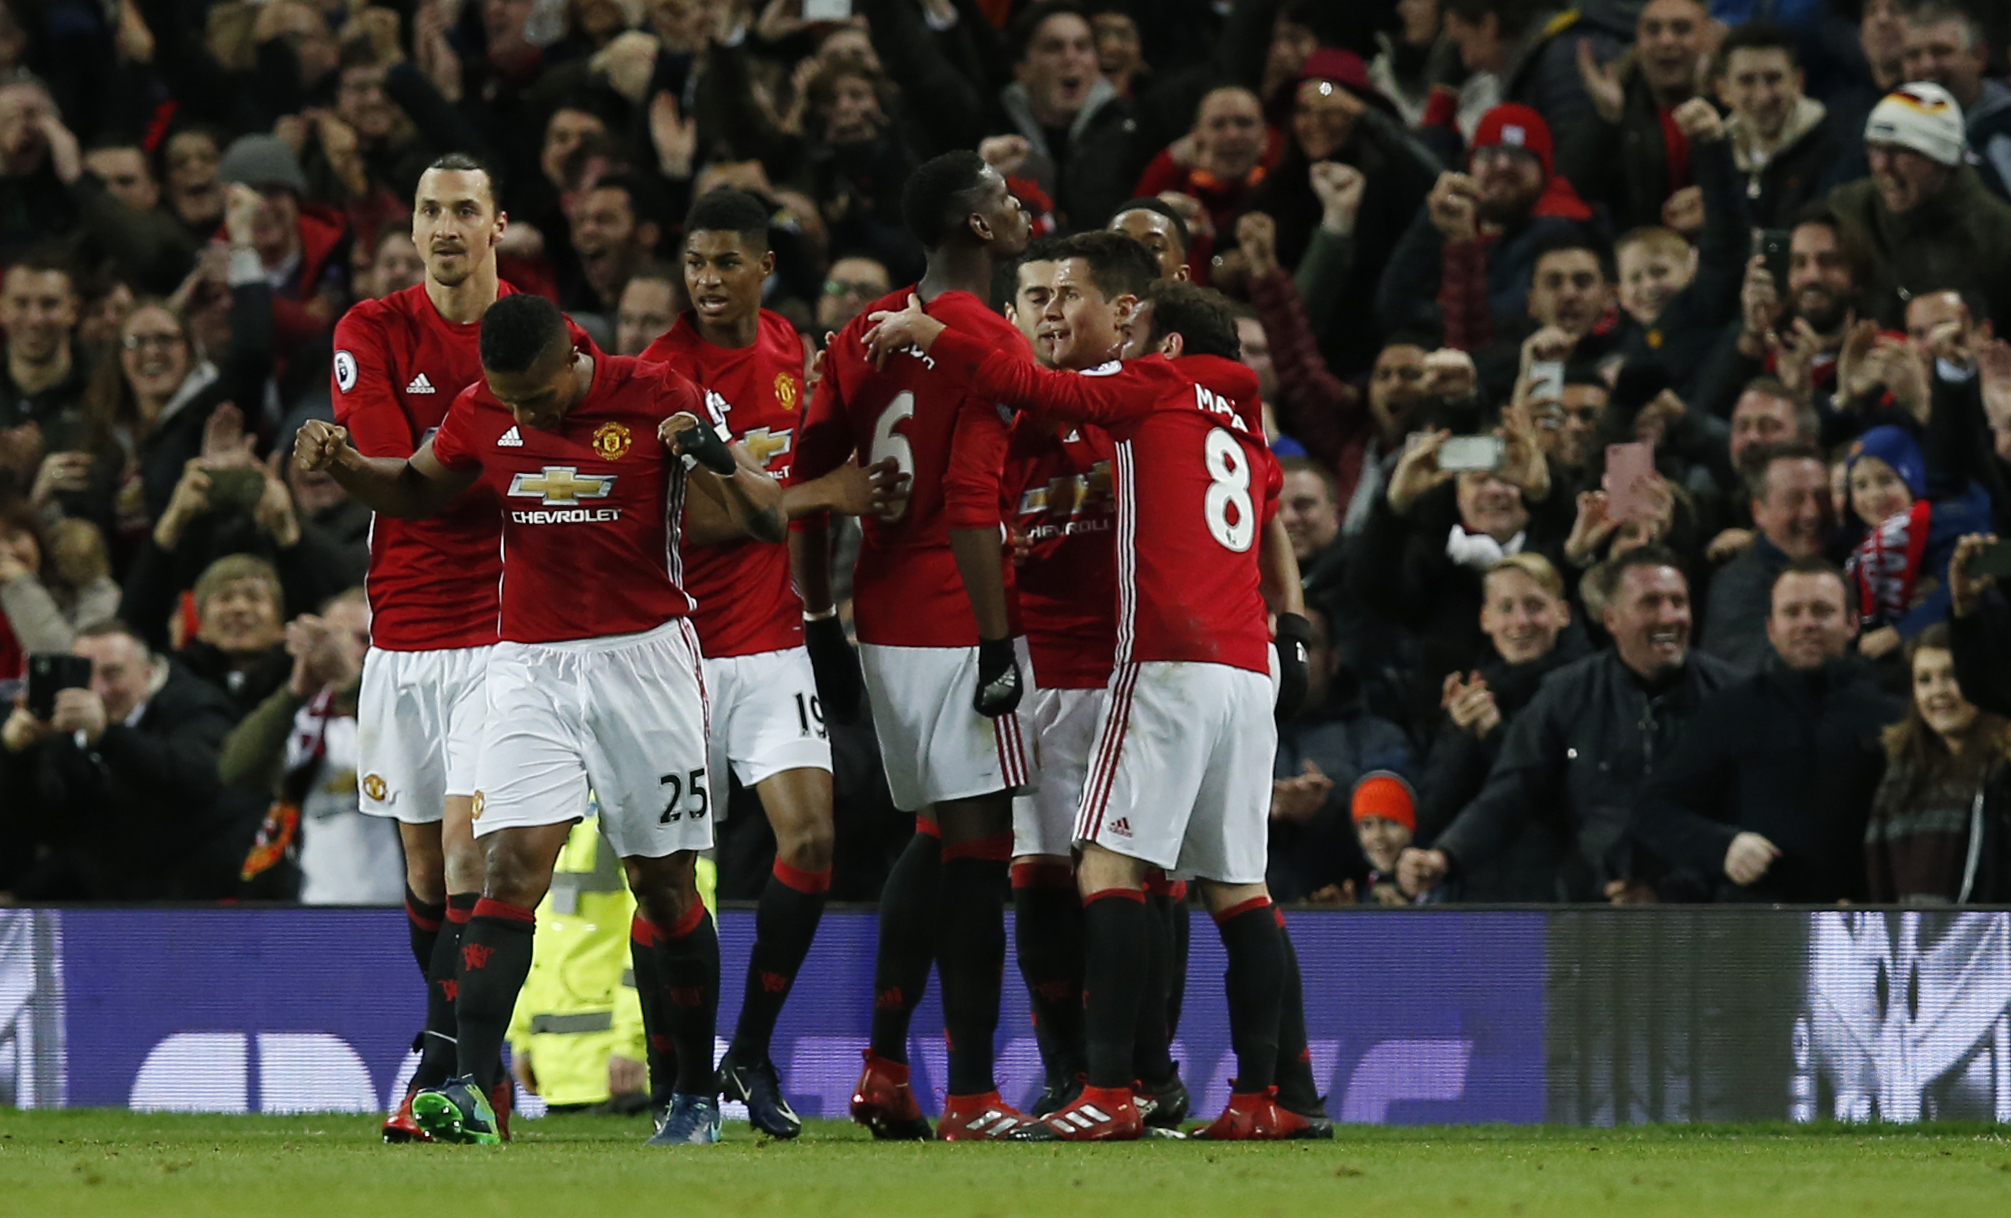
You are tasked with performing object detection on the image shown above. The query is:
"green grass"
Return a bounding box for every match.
[0,1112,2007,1217]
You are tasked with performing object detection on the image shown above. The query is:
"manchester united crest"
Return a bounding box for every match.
[362,773,389,802]
[471,791,485,820]
[591,421,632,461]
[775,373,799,410]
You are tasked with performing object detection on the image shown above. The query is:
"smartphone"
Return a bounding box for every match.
[803,0,852,19]
[1967,538,2011,579]
[1754,228,1791,288]
[27,653,92,721]
[209,466,267,509]
[1527,359,1564,403]
[1605,442,1656,523]
[1439,434,1504,473]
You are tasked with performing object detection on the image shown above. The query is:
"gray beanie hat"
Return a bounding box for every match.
[217,134,309,195]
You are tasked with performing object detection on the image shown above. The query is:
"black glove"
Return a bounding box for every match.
[1273,612,1311,723]
[972,636,1022,718]
[676,422,736,475]
[804,615,863,724]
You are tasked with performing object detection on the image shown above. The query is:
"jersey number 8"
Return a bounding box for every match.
[1202,427,1254,552]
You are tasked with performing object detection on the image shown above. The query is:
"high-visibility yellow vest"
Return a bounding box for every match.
[506,815,717,1107]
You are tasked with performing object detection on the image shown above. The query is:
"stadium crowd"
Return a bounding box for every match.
[0,0,2007,914]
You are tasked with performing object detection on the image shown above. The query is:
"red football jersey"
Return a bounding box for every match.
[796,288,1025,648]
[640,310,804,658]
[429,347,714,644]
[1006,415,1117,690]
[934,331,1279,674]
[1179,353,1283,526]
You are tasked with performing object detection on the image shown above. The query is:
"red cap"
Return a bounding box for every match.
[1471,103,1555,178]
[1351,771,1417,832]
[1298,47,1373,94]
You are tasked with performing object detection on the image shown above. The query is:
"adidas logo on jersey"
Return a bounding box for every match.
[405,373,436,394]
[1107,817,1132,838]
[497,426,524,448]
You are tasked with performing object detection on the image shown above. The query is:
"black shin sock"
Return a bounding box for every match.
[869,826,941,1062]
[937,842,1009,1096]
[1082,888,1149,1091]
[452,899,536,1091]
[1132,890,1175,1086]
[732,860,830,1060]
[1012,861,1085,1082]
[652,904,722,1097]
[630,914,678,1106]
[1214,898,1287,1093]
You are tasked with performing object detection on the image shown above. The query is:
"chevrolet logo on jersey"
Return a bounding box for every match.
[1018,461,1112,517]
[742,426,793,469]
[507,466,618,523]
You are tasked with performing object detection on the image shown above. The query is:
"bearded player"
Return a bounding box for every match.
[794,150,1035,1141]
[333,153,562,1141]
[867,266,1313,1140]
[297,294,783,1146]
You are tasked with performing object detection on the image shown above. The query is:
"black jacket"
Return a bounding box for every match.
[1700,531,1792,676]
[1632,656,1903,903]
[1415,633,1591,901]
[0,663,247,899]
[1952,591,2011,718]
[1555,67,1688,234]
[1432,647,1744,901]
[169,642,293,723]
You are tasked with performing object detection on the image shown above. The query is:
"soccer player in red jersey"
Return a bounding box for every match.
[793,151,1035,1141]
[331,153,552,1141]
[296,294,784,1146]
[638,189,837,1139]
[866,259,1315,1141]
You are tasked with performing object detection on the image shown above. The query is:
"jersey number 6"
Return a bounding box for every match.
[869,390,916,522]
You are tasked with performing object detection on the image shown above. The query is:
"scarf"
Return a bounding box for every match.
[241,689,334,881]
[1445,524,1526,572]
[1847,499,1932,628]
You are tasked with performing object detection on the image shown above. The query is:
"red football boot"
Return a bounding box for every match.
[1192,1088,1274,1141]
[381,1086,431,1143]
[937,1091,1031,1141]
[488,1078,514,1143]
[850,1049,932,1140]
[1007,1085,1142,1141]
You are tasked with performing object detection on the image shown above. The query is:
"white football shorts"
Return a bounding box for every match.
[702,646,833,812]
[858,641,1031,812]
[1074,660,1276,884]
[355,644,492,824]
[471,618,712,859]
[1013,683,1105,859]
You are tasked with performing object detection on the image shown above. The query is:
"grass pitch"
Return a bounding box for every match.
[0,1112,2006,1217]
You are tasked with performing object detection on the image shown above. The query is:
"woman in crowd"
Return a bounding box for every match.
[0,503,120,683]
[1866,625,2011,903]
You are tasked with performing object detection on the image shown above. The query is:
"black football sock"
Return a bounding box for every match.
[937,835,1010,1096]
[651,901,722,1096]
[405,885,445,977]
[1012,860,1086,1083]
[630,914,678,1106]
[1081,887,1149,1091]
[731,859,830,1061]
[1213,896,1287,1093]
[1274,911,1321,1113]
[869,823,941,1063]
[413,893,474,1089]
[453,899,536,1092]
[1166,880,1191,1037]
[1132,885,1175,1086]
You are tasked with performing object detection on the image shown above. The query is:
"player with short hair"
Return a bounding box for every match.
[331,152,552,1141]
[635,188,837,1139]
[865,260,1312,1141]
[295,293,785,1147]
[794,150,1036,1141]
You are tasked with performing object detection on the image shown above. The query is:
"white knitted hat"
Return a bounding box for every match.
[1864,82,1968,167]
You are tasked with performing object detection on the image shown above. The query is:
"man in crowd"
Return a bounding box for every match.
[1,621,245,899]
[1699,207,1864,427]
[1828,83,2011,330]
[615,262,680,357]
[1560,0,1714,232]
[564,173,661,326]
[1703,443,1830,673]
[816,255,892,337]
[1716,21,1858,229]
[1900,3,2011,199]
[1401,546,1741,903]
[1635,561,1902,902]
[0,249,84,437]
